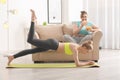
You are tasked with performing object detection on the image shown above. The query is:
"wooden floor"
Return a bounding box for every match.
[0,49,120,80]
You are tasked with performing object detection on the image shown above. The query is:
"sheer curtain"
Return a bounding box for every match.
[69,0,120,49]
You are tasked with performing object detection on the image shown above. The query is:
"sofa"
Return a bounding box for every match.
[31,24,102,63]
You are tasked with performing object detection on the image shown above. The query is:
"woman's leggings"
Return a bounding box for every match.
[14,22,59,58]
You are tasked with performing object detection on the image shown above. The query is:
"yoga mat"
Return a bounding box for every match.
[7,63,99,68]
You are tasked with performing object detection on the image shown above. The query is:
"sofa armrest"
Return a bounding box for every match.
[92,30,103,45]
[92,30,103,59]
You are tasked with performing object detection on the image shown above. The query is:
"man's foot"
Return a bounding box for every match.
[30,9,37,22]
[8,56,14,65]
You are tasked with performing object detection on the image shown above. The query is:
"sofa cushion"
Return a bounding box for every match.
[63,24,73,36]
[35,25,64,41]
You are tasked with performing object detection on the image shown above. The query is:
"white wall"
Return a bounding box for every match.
[8,0,48,51]
[0,0,70,52]
[0,2,8,52]
[68,0,83,22]
[0,0,48,52]
[61,0,69,24]
[0,0,69,52]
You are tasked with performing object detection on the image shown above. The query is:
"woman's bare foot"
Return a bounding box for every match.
[8,56,14,65]
[30,9,37,22]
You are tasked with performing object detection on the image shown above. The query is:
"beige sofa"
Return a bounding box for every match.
[32,24,102,63]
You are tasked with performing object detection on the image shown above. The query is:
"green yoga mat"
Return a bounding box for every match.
[7,63,99,68]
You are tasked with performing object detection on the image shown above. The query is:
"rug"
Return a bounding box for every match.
[6,63,99,68]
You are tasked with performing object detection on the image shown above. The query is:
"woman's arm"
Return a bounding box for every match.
[72,47,81,66]
[70,44,83,66]
[71,45,95,67]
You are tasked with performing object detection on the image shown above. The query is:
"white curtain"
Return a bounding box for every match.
[69,0,120,49]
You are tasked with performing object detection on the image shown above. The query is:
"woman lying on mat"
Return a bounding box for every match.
[7,9,95,67]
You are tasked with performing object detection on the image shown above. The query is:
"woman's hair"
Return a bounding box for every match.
[80,11,87,18]
[81,40,93,50]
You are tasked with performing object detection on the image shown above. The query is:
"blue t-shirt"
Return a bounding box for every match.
[76,21,93,35]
